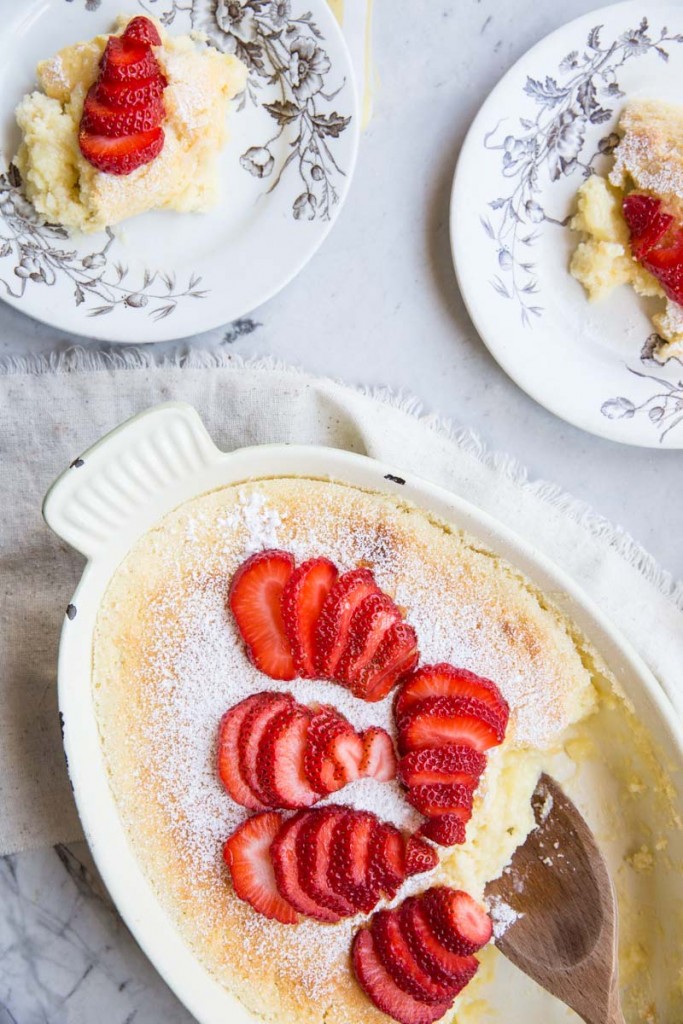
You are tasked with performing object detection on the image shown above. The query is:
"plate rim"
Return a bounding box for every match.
[0,0,360,344]
[450,0,683,449]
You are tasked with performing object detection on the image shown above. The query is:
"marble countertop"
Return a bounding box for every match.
[1,1,681,1021]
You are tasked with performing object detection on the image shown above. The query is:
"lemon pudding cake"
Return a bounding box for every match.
[14,15,247,233]
[570,99,683,361]
[92,476,673,1024]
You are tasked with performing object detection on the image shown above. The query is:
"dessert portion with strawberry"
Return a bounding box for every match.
[229,550,419,700]
[14,14,246,232]
[570,99,683,361]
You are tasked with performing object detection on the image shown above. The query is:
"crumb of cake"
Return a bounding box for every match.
[625,844,655,874]
[569,100,683,362]
[13,14,247,233]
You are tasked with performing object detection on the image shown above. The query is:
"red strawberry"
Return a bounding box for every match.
[417,814,467,847]
[304,705,353,793]
[123,16,163,47]
[314,568,380,678]
[352,929,452,1024]
[404,835,438,876]
[328,729,364,785]
[217,694,271,809]
[95,75,166,109]
[359,727,397,781]
[328,810,384,913]
[643,236,683,305]
[406,782,476,819]
[623,193,673,260]
[229,550,296,680]
[239,692,294,805]
[372,909,464,1004]
[337,592,402,685]
[395,664,509,732]
[422,887,493,956]
[281,557,338,677]
[398,695,506,754]
[398,745,486,788]
[78,127,164,176]
[223,812,299,924]
[371,823,406,898]
[257,705,320,808]
[297,807,356,917]
[270,810,342,922]
[81,85,164,136]
[100,36,158,83]
[401,897,479,989]
[351,621,419,702]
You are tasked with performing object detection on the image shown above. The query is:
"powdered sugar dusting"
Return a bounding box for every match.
[487,895,523,940]
[98,479,595,999]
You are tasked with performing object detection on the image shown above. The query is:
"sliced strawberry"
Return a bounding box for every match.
[329,729,364,784]
[352,929,452,1024]
[229,550,296,680]
[401,898,479,989]
[95,74,167,109]
[373,909,464,1004]
[223,811,299,924]
[371,822,406,899]
[78,127,164,176]
[406,782,476,819]
[418,814,467,847]
[422,887,493,956]
[398,745,486,788]
[643,237,683,305]
[314,568,380,678]
[123,15,163,46]
[297,806,356,917]
[398,695,506,754]
[81,85,164,137]
[404,835,438,876]
[304,705,354,793]
[351,621,419,702]
[239,692,294,805]
[328,810,383,913]
[395,664,509,732]
[270,810,342,922]
[100,36,158,83]
[359,727,397,781]
[257,704,320,809]
[281,557,338,677]
[337,592,402,685]
[623,193,673,260]
[217,694,271,809]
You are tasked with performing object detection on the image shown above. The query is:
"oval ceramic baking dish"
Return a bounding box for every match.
[43,402,683,1024]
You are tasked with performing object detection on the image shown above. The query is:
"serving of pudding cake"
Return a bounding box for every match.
[88,475,678,1024]
[570,99,683,361]
[13,15,247,233]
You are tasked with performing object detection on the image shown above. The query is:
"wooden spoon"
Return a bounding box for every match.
[484,773,626,1024]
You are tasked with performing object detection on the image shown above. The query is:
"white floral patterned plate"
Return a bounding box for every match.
[451,1,683,449]
[0,0,358,343]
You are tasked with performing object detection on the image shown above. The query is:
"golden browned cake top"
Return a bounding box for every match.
[93,477,597,1024]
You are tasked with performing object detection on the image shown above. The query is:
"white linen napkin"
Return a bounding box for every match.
[0,352,681,856]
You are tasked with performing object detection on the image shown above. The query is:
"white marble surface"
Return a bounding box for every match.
[1,1,681,1021]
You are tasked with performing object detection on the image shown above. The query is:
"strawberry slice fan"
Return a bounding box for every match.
[219,550,510,1024]
[79,17,168,176]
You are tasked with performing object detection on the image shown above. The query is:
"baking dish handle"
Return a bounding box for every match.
[42,402,221,559]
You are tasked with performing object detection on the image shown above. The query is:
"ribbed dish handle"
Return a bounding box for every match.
[43,402,221,559]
